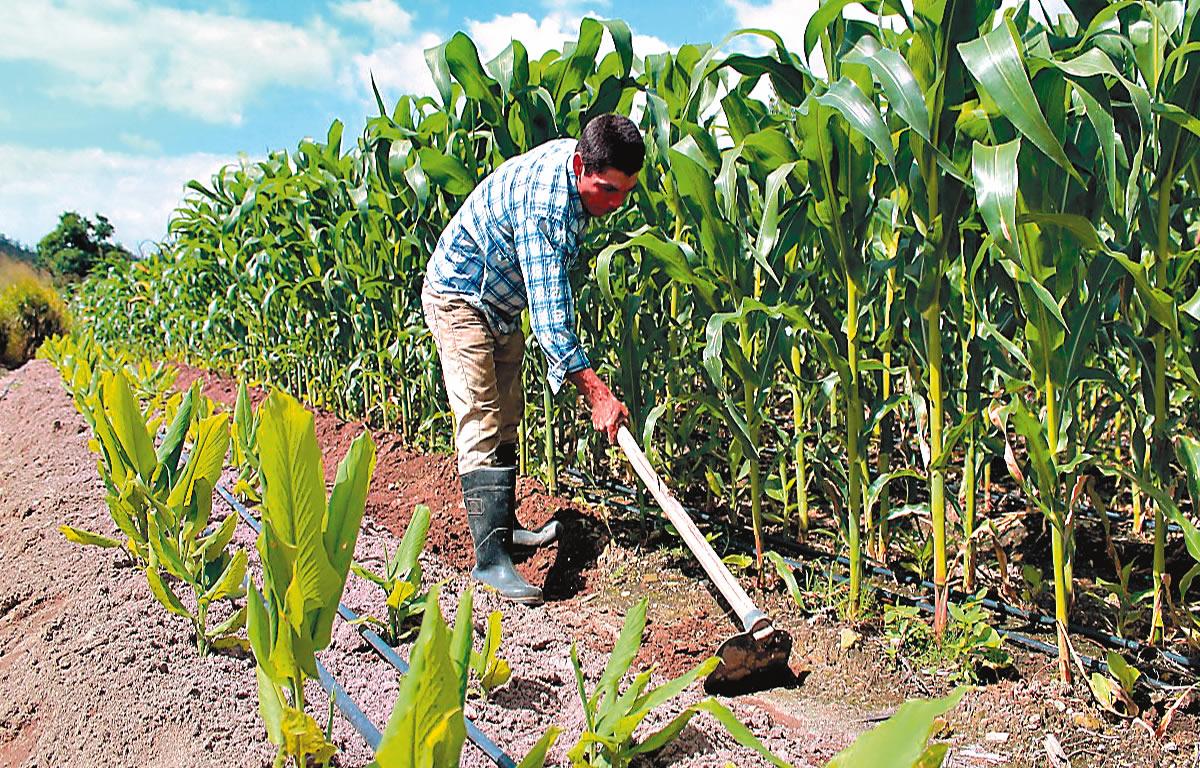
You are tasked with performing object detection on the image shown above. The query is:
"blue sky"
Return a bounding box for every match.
[0,0,774,249]
[0,0,1067,250]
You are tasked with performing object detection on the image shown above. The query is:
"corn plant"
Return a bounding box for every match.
[567,597,789,768]
[350,504,431,645]
[246,390,377,766]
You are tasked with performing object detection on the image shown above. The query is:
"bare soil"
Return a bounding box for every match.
[0,359,1196,767]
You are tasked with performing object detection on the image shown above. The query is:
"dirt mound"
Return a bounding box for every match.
[173,363,609,601]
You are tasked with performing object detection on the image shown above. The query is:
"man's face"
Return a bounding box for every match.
[573,153,639,217]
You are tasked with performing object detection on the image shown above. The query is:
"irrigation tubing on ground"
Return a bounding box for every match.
[562,468,1195,690]
[215,484,519,768]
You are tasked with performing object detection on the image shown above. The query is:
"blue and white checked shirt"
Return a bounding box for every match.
[425,139,590,393]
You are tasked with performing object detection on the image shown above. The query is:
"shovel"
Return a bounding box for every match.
[616,426,794,694]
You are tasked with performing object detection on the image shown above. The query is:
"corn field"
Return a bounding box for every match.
[71,3,1200,684]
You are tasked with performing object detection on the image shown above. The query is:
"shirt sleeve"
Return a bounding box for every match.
[514,215,590,393]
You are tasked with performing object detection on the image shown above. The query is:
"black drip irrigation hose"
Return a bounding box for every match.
[562,469,1197,691]
[216,484,519,768]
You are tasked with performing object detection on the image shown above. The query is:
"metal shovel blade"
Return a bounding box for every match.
[704,620,795,695]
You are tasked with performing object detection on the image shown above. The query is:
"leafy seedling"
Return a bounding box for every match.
[567,596,790,768]
[469,610,512,699]
[351,504,431,644]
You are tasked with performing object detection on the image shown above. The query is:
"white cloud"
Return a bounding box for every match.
[0,1,344,125]
[333,0,413,41]
[349,11,670,110]
[118,132,162,154]
[350,31,443,103]
[0,144,231,248]
[465,11,670,63]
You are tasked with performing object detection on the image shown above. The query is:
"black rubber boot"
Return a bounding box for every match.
[495,442,561,549]
[461,467,543,605]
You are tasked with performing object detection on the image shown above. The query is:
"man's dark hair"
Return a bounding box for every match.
[578,114,644,176]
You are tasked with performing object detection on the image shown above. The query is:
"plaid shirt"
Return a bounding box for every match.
[425,139,590,393]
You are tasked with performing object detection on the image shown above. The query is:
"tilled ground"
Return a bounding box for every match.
[1,358,1196,767]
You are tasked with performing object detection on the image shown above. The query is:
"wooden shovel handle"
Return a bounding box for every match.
[616,426,760,627]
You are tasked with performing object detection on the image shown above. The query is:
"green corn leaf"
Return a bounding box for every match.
[1018,212,1178,334]
[59,524,122,549]
[815,77,895,168]
[843,36,930,142]
[766,551,804,607]
[444,32,500,109]
[971,140,1021,262]
[1010,402,1060,519]
[415,149,475,197]
[146,567,192,619]
[825,688,967,768]
[1177,435,1200,516]
[486,40,529,103]
[958,21,1079,182]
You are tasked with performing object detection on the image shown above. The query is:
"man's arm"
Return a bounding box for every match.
[567,367,629,443]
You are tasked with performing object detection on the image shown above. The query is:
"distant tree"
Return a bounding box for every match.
[36,212,130,281]
[0,234,37,265]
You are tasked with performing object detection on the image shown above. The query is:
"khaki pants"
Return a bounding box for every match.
[421,283,524,474]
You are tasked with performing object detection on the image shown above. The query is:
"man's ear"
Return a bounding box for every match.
[572,152,583,177]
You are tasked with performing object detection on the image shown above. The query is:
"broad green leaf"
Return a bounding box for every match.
[815,77,896,168]
[374,584,468,768]
[203,548,248,604]
[155,381,197,484]
[312,430,376,650]
[257,391,339,640]
[825,688,967,768]
[102,371,156,485]
[958,22,1079,181]
[594,597,648,710]
[515,727,561,768]
[696,698,793,767]
[843,36,931,141]
[197,513,239,562]
[971,140,1021,261]
[391,504,431,580]
[256,666,285,746]
[415,149,475,197]
[166,412,230,511]
[59,524,121,549]
[1177,435,1200,516]
[146,567,192,619]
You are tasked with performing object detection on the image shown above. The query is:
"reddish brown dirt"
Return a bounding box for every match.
[10,358,1199,767]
